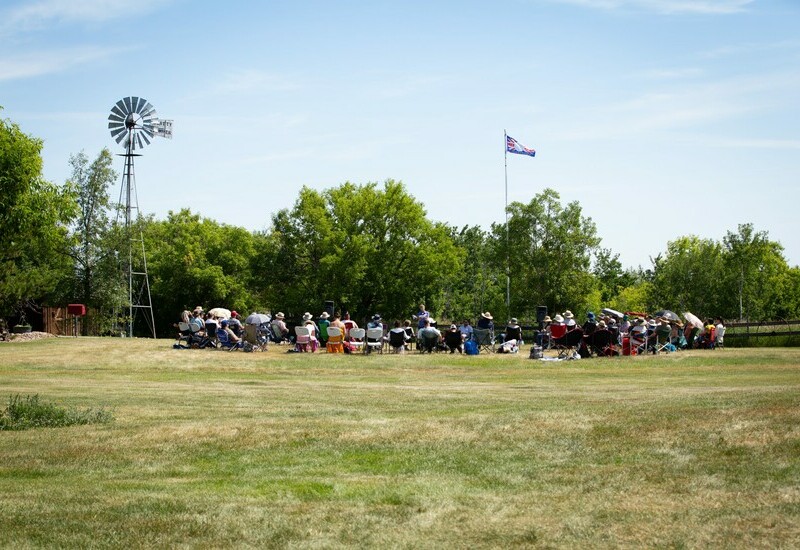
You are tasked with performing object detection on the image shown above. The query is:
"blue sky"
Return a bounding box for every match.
[2,0,798,269]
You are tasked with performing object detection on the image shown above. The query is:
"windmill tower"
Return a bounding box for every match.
[108,97,173,337]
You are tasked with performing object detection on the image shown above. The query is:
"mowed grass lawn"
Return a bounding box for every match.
[1,339,798,548]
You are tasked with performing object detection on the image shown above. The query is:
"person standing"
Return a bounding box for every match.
[414,303,430,331]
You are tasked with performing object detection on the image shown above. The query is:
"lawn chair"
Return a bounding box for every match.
[653,324,673,354]
[589,329,616,357]
[216,327,242,351]
[365,327,384,354]
[243,324,268,352]
[419,334,440,353]
[348,328,366,353]
[388,329,408,353]
[553,327,584,359]
[326,326,344,353]
[294,325,314,352]
[472,328,495,353]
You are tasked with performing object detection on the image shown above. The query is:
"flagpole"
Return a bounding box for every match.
[504,130,510,321]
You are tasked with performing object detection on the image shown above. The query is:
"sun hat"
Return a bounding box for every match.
[554,314,564,323]
[564,310,574,319]
[597,320,607,329]
[302,312,312,321]
[450,324,457,330]
[319,312,330,319]
[648,319,657,327]
[275,312,285,319]
[372,314,381,321]
[510,317,518,324]
[543,316,552,323]
[481,312,493,320]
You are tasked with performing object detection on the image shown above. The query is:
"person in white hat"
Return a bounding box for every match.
[477,311,494,331]
[563,310,576,327]
[318,311,331,346]
[499,317,522,345]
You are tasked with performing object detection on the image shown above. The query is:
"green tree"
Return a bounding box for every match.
[0,112,75,317]
[490,188,601,320]
[442,225,504,322]
[64,149,121,332]
[649,236,724,316]
[264,180,462,323]
[722,223,793,321]
[593,248,637,304]
[143,210,263,336]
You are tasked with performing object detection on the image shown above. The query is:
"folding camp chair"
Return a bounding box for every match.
[653,324,673,354]
[243,324,268,351]
[553,327,584,359]
[472,328,495,353]
[388,329,408,353]
[589,329,616,357]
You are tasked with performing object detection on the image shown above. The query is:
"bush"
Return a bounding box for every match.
[0,394,113,430]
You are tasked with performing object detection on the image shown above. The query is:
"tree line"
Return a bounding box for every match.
[3,113,799,337]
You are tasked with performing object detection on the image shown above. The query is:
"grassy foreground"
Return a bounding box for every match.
[0,340,798,548]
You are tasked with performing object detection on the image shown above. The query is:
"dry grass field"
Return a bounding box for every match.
[1,338,798,548]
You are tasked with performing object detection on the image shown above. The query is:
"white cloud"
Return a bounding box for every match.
[549,0,753,15]
[207,70,301,96]
[0,46,129,81]
[0,0,174,32]
[552,70,800,140]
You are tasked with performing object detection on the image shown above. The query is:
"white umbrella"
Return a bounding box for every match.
[208,307,231,319]
[601,308,624,319]
[245,313,270,325]
[683,312,704,329]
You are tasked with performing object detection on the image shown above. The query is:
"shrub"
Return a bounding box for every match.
[0,394,113,430]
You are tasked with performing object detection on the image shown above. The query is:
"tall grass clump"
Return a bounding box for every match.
[0,394,113,431]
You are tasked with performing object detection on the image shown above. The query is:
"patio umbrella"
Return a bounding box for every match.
[208,307,231,319]
[601,308,624,319]
[245,312,270,325]
[653,310,680,322]
[683,311,704,329]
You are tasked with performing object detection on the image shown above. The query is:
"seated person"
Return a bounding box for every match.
[217,319,241,348]
[563,310,576,328]
[459,319,474,341]
[189,309,205,334]
[477,311,494,331]
[582,312,597,336]
[549,314,567,341]
[342,312,358,340]
[270,312,290,343]
[499,317,522,345]
[402,319,415,350]
[629,318,647,350]
[444,324,464,353]
[536,315,552,347]
[228,311,244,337]
[388,320,410,352]
[418,318,441,353]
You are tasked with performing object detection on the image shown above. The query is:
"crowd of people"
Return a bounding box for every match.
[174,303,726,357]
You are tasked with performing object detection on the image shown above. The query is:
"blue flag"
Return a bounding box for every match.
[506,135,536,157]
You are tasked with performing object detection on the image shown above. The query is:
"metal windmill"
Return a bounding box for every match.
[108,97,173,338]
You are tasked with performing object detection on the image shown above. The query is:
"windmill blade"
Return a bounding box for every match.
[108,112,125,124]
[123,97,133,114]
[140,125,154,139]
[141,133,151,146]
[139,101,155,117]
[110,125,127,139]
[113,129,128,144]
[131,96,143,113]
[108,122,126,133]
[115,99,128,114]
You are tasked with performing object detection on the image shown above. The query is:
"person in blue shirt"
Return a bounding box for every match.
[413,303,430,330]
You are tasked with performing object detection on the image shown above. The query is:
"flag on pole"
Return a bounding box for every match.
[506,135,536,157]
